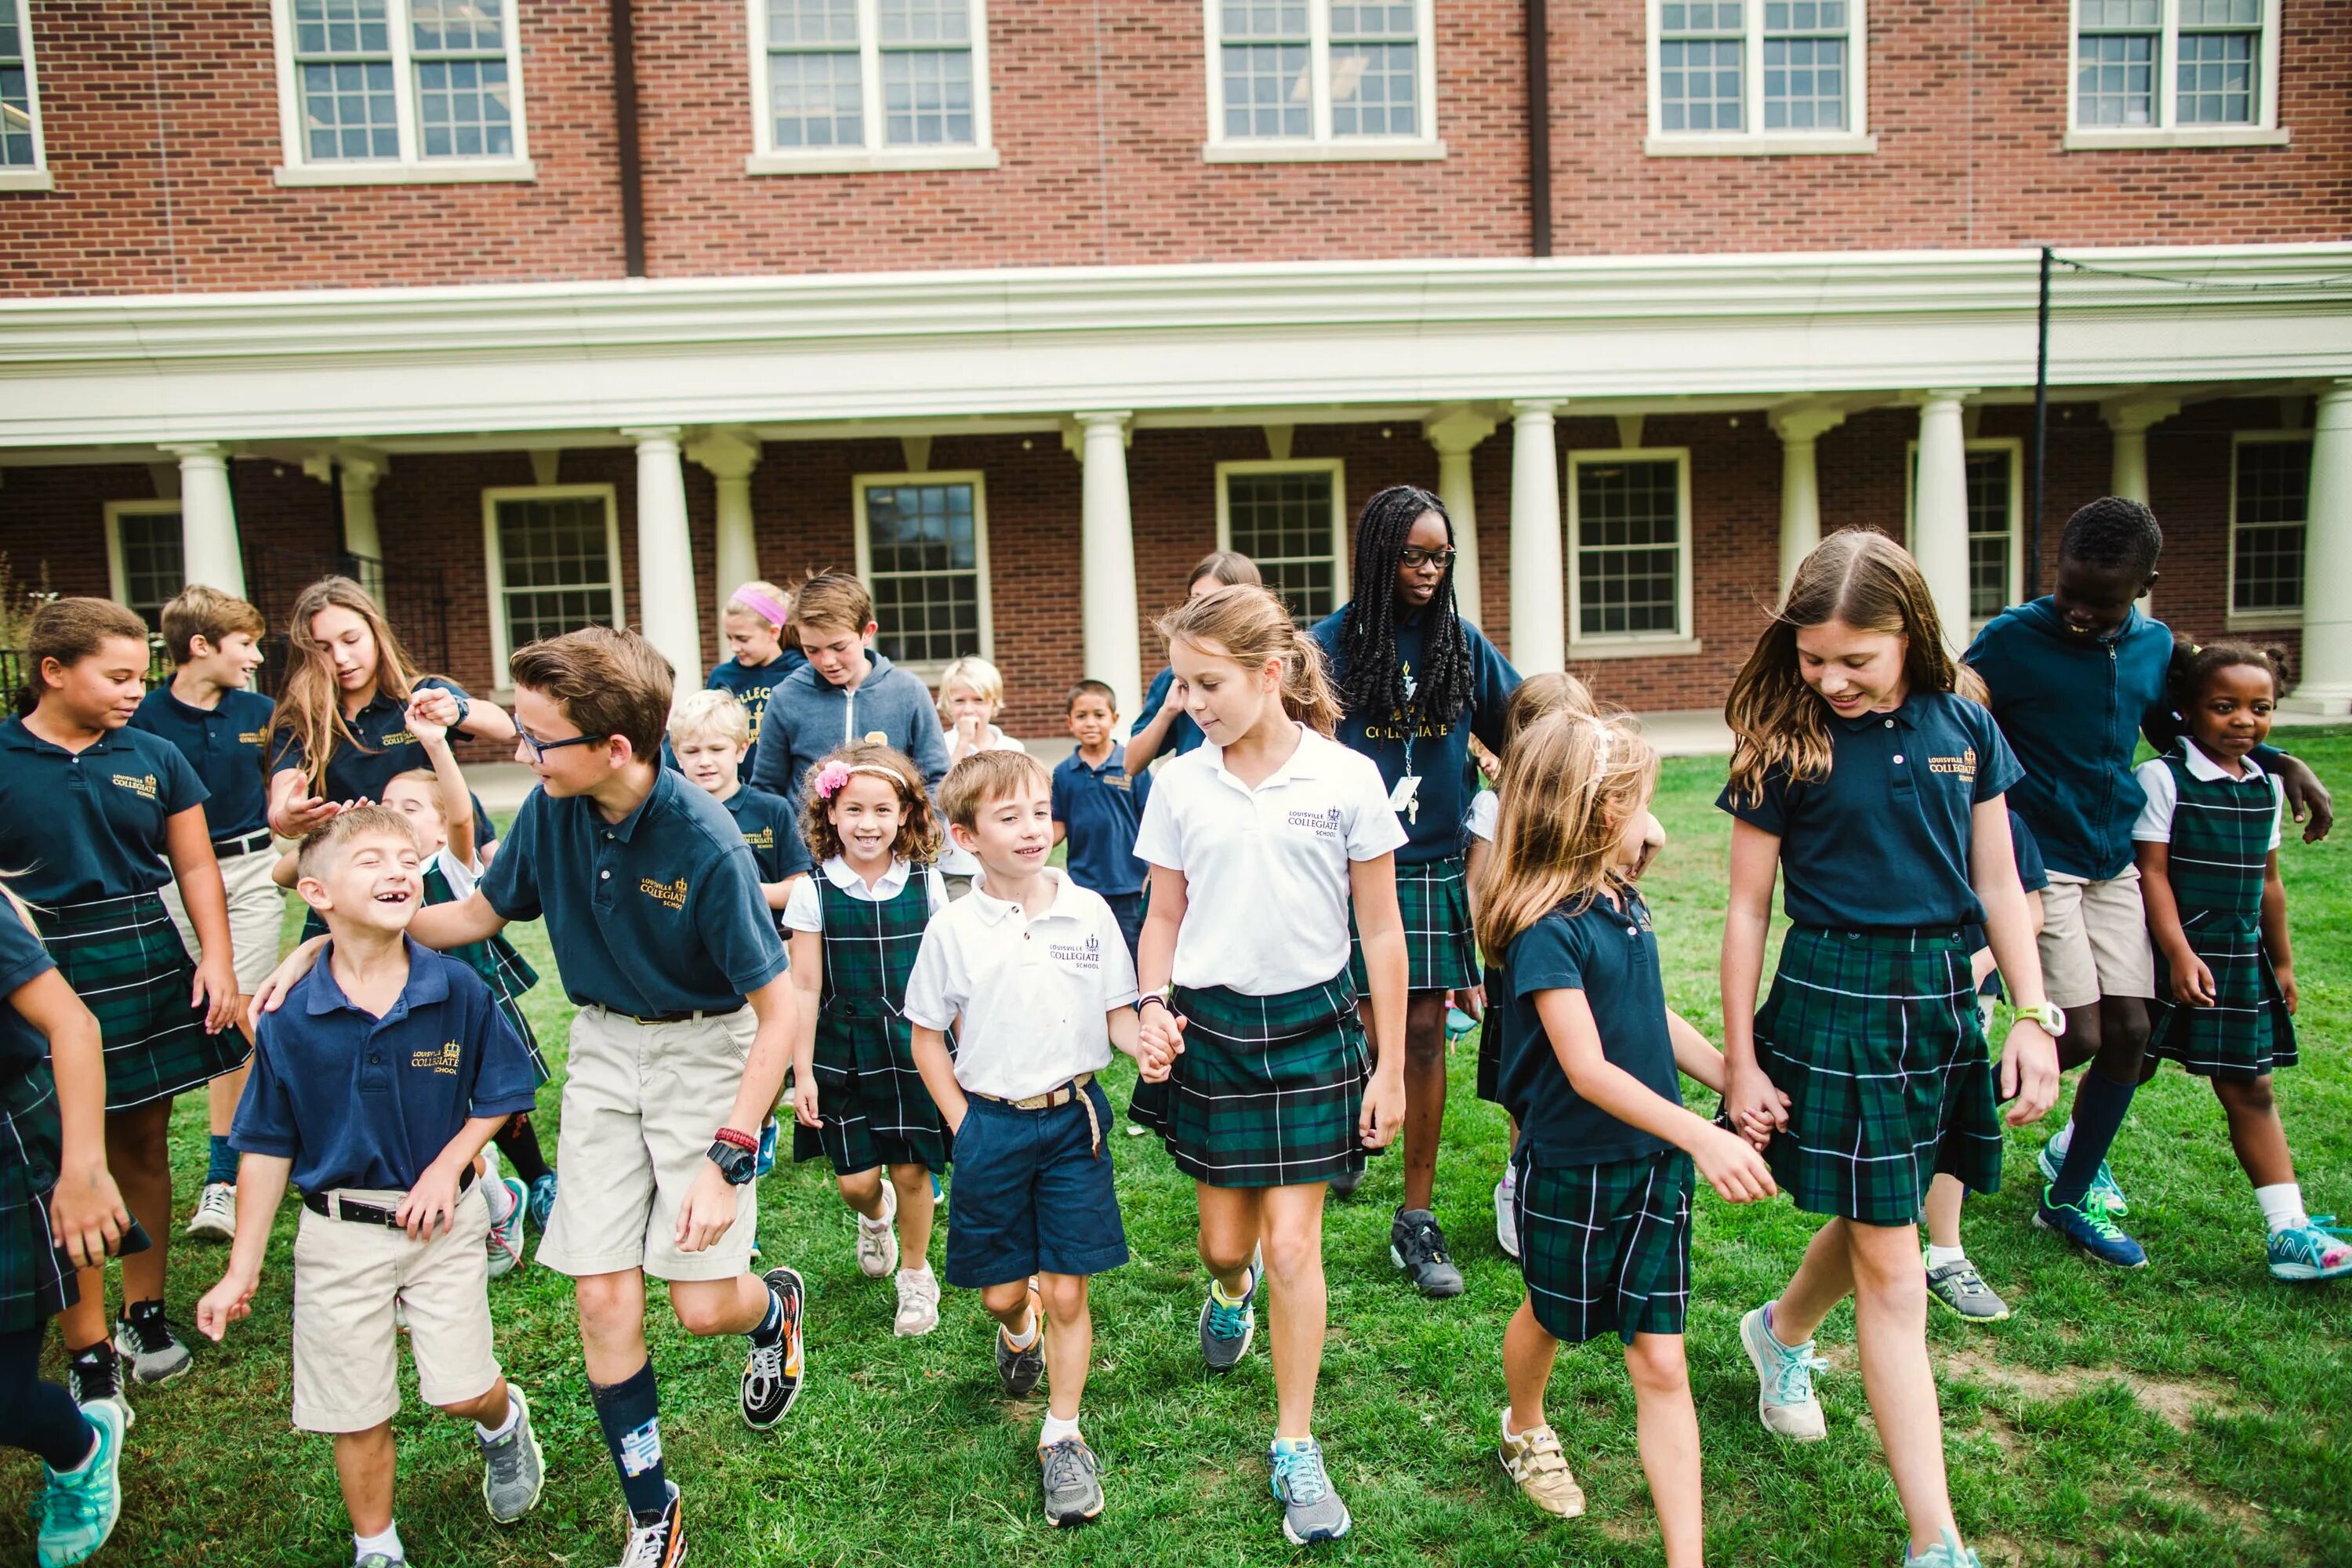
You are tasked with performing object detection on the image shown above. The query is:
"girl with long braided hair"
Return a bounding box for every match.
[1308,484,1519,1296]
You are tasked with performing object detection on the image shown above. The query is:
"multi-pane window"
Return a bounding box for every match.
[1962,448,2018,625]
[485,490,622,666]
[106,506,185,631]
[1219,463,1346,624]
[2230,437,2309,619]
[1208,1,1436,154]
[2073,0,2271,133]
[2,0,45,173]
[756,0,989,164]
[1570,456,1688,640]
[858,476,988,666]
[1653,1,1864,143]
[276,0,528,174]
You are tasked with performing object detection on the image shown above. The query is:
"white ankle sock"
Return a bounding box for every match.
[2256,1182,2307,1235]
[1002,1311,1038,1350]
[899,1264,933,1281]
[354,1523,403,1563]
[1925,1243,1969,1270]
[1040,1411,1082,1447]
[475,1390,520,1442]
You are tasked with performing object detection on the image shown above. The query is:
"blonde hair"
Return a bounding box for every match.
[1156,584,1342,738]
[383,767,449,820]
[1723,529,1986,808]
[798,742,942,866]
[939,748,1051,831]
[669,688,751,749]
[724,580,791,630]
[270,577,432,794]
[1474,710,1658,958]
[295,803,420,884]
[935,655,1005,722]
[1502,671,1597,748]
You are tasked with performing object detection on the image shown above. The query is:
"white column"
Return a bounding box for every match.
[2288,380,2352,714]
[1913,390,1977,652]
[163,444,246,600]
[622,427,703,691]
[688,432,762,651]
[339,456,386,600]
[1423,406,1497,627]
[1508,401,1566,674]
[1076,411,1143,721]
[2102,396,2179,504]
[1769,405,1846,596]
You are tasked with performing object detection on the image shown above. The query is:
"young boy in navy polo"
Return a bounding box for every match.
[905,749,1167,1530]
[1050,680,1152,964]
[198,806,546,1568]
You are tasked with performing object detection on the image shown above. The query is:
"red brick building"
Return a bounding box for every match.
[2,1,2348,733]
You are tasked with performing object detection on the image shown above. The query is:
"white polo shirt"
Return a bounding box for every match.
[781,855,948,933]
[902,868,1140,1100]
[2130,746,2283,850]
[1131,723,1406,996]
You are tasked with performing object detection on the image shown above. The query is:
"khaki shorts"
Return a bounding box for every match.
[161,842,287,996]
[290,1183,499,1433]
[538,1005,760,1283]
[2036,869,2155,1010]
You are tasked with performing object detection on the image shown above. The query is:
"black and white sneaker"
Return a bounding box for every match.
[66,1344,132,1425]
[740,1266,804,1429]
[113,1300,193,1384]
[614,1479,686,1568]
[1389,1208,1466,1298]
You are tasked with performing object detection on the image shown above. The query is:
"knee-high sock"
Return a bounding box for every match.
[2050,1069,2136,1208]
[590,1359,669,1521]
[493,1115,552,1185]
[0,1328,96,1471]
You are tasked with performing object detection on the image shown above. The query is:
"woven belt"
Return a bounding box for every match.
[303,1169,476,1226]
[970,1072,1101,1156]
[212,827,275,857]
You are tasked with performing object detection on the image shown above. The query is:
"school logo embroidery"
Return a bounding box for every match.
[1283,807,1341,838]
[1929,746,1978,782]
[238,729,269,747]
[408,1040,463,1075]
[742,826,775,851]
[1104,773,1131,793]
[381,728,417,749]
[111,772,158,800]
[640,875,690,909]
[1047,935,1102,970]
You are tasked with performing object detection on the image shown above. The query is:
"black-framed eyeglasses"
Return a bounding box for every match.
[1398,546,1456,570]
[515,728,611,764]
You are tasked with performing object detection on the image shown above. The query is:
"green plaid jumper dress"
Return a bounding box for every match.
[28,892,247,1111]
[2145,750,2296,1080]
[422,859,550,1084]
[793,872,950,1176]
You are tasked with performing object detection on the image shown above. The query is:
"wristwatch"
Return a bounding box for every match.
[2013,1001,2067,1037]
[706,1138,758,1186]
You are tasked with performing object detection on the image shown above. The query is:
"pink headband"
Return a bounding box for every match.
[729,588,789,630]
[815,760,907,801]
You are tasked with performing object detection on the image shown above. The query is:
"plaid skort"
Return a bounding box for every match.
[1748,925,2002,1226]
[1350,855,1478,996]
[1129,976,1371,1189]
[1475,960,1506,1105]
[31,891,249,1112]
[0,1067,71,1333]
[1513,1146,1693,1345]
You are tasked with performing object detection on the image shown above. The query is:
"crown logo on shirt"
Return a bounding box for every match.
[639,875,690,909]
[111,772,158,800]
[409,1040,462,1075]
[1087,935,1099,951]
[1929,746,1978,781]
[1327,808,1342,822]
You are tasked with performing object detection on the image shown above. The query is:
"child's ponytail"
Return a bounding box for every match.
[1280,622,1343,738]
[1156,584,1342,739]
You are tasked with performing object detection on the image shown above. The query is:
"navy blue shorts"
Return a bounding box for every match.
[1100,893,1145,968]
[945,1079,1128,1290]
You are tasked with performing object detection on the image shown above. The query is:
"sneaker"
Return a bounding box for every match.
[486,1174,529,1279]
[1326,1165,1365,1201]
[184,1181,236,1241]
[2267,1216,2352,1282]
[64,1345,129,1424]
[1198,1266,1257,1373]
[1445,1005,1478,1040]
[525,1173,559,1233]
[112,1301,191,1385]
[34,1399,124,1568]
[355,1555,405,1568]
[2037,1140,2129,1216]
[1494,1173,1520,1261]
[612,1479,685,1568]
[857,1182,901,1279]
[1924,1258,2012,1323]
[1905,1525,1985,1567]
[740,1266,805,1429]
[1497,1412,1585,1518]
[1268,1438,1352,1544]
[1389,1208,1466,1298]
[995,1281,1045,1398]
[895,1270,941,1337]
[478,1385,546,1524]
[755,1117,779,1178]
[1739,1304,1829,1441]
[1040,1436,1105,1527]
[2034,1189,2148,1269]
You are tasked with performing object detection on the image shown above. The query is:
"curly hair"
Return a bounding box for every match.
[1331,484,1475,730]
[2059,495,2164,579]
[797,741,942,867]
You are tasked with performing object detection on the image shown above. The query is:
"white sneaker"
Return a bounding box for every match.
[485,1175,528,1279]
[1494,1173,1519,1261]
[186,1181,237,1241]
[895,1269,940,1336]
[1740,1305,1829,1441]
[857,1182,901,1278]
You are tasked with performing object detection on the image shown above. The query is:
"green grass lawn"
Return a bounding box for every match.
[6,732,2350,1566]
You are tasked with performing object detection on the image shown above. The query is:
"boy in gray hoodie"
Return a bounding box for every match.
[750,572,953,819]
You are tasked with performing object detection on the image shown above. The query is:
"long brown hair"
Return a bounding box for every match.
[269,576,430,793]
[16,597,149,717]
[1156,583,1342,738]
[798,742,943,867]
[1473,710,1658,958]
[1722,529,1984,807]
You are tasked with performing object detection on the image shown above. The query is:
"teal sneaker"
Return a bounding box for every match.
[1199,1266,1257,1373]
[1904,1525,1984,1566]
[34,1400,124,1568]
[1269,1438,1352,1544]
[2034,1188,2147,1269]
[1739,1304,1828,1440]
[2036,1141,2128,1216]
[2267,1216,2352,1282]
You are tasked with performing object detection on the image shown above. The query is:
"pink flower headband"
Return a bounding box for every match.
[814,760,909,801]
[729,587,790,630]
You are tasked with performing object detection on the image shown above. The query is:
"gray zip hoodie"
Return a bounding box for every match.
[750,651,953,817]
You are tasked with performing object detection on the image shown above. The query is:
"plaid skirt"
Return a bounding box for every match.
[2147,911,2298,1081]
[1129,976,1371,1189]
[1514,1146,1693,1345]
[1475,960,1507,1106]
[1748,926,2002,1227]
[792,1011,949,1177]
[1350,855,1479,996]
[31,892,249,1112]
[0,1069,154,1334]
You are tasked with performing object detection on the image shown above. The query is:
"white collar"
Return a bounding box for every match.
[2178,741,2267,784]
[822,854,913,897]
[1205,721,1323,793]
[968,866,1083,926]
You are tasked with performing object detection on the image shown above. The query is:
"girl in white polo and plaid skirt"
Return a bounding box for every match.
[1131,583,1409,1548]
[1718,531,2063,1568]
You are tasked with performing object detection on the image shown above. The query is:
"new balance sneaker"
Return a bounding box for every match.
[525,1172,559,1233]
[1390,1208,1465,1298]
[613,1480,685,1568]
[2037,1140,2129,1216]
[1497,1413,1585,1518]
[755,1116,779,1178]
[857,1182,901,1279]
[1269,1438,1352,1544]
[996,1282,1045,1399]
[895,1269,941,1337]
[1040,1436,1105,1527]
[1924,1257,2012,1323]
[485,1175,529,1279]
[740,1267,805,1429]
[1740,1304,1829,1441]
[184,1181,236,1242]
[1905,1525,1985,1567]
[478,1386,546,1524]
[1326,1166,1365,1201]
[34,1399,124,1568]
[1494,1172,1520,1261]
[2267,1217,2352,1282]
[65,1345,129,1423]
[1198,1266,1257,1373]
[112,1301,191,1385]
[2034,1189,2147,1269]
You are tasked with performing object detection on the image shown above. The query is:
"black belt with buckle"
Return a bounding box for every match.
[303,1168,477,1226]
[212,827,274,857]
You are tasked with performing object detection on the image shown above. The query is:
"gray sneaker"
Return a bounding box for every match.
[1925,1258,2012,1323]
[355,1555,405,1568]
[995,1282,1044,1398]
[1040,1436,1104,1526]
[1269,1438,1352,1544]
[479,1385,546,1524]
[113,1302,192,1385]
[1326,1165,1365,1200]
[1389,1209,1465,1298]
[1197,1266,1257,1372]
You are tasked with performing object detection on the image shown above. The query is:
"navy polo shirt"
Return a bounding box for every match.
[480,766,788,1017]
[1496,890,1678,1168]
[1131,666,1205,760]
[706,652,800,780]
[231,939,539,1192]
[0,910,59,1094]
[1051,743,1152,896]
[1716,691,2023,931]
[720,782,811,885]
[0,717,208,906]
[130,685,274,844]
[269,677,495,846]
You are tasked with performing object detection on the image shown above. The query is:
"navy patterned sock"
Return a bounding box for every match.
[590,1360,669,1522]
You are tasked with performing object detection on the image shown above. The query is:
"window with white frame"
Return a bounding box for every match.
[855,473,990,666]
[1649,1,1871,153]
[1,0,49,185]
[1904,441,2022,627]
[481,488,622,673]
[1217,460,1348,625]
[270,0,532,183]
[103,503,186,631]
[748,0,995,172]
[2229,435,2308,622]
[1568,452,1692,644]
[1203,2,1441,161]
[2070,0,2281,143]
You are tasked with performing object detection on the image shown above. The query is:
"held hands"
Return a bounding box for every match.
[407,687,466,736]
[396,1163,465,1240]
[1359,1067,1406,1150]
[195,1267,259,1342]
[49,1161,131,1271]
[1724,1062,1788,1146]
[1138,1006,1186,1069]
[673,1160,742,1254]
[1690,1123,1777,1203]
[1998,1018,2062,1127]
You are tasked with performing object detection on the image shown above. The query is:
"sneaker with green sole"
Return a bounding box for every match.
[2037,1142,2128,1216]
[1924,1258,2012,1323]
